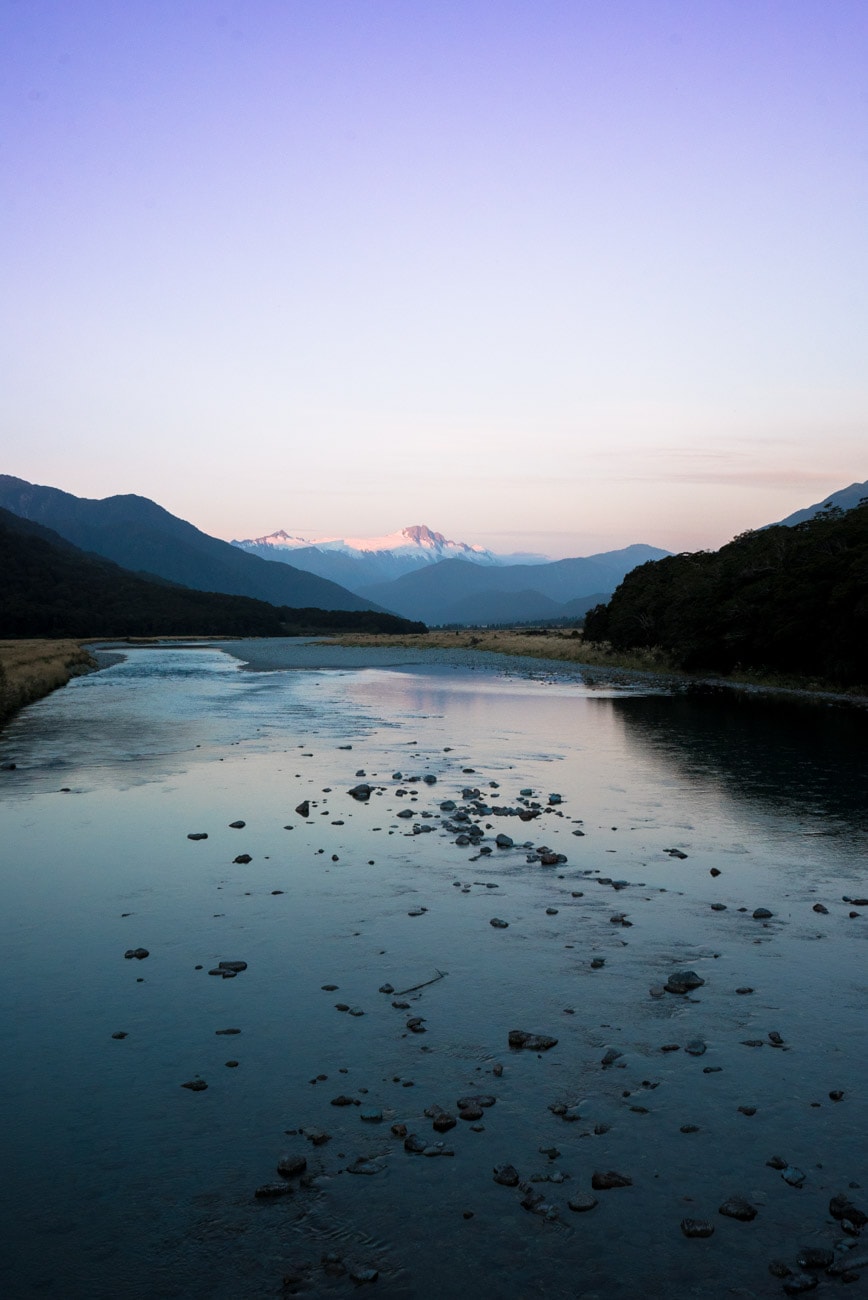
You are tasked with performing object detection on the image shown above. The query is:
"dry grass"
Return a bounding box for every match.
[319,629,675,674]
[0,640,97,725]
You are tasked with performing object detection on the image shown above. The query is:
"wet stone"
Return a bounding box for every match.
[181,1080,208,1091]
[228,820,245,828]
[255,1182,292,1198]
[753,907,773,919]
[685,1040,707,1056]
[782,1275,819,1295]
[493,1164,520,1187]
[490,918,509,928]
[568,1193,598,1213]
[782,1166,806,1187]
[718,1197,757,1221]
[592,1170,632,1190]
[509,1029,558,1051]
[187,832,208,840]
[680,1219,714,1238]
[124,948,149,960]
[277,1154,307,1178]
[664,969,705,994]
[304,1129,331,1146]
[233,854,252,864]
[796,1247,833,1271]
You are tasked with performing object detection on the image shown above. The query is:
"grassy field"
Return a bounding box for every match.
[0,640,97,726]
[320,628,675,672]
[320,629,867,699]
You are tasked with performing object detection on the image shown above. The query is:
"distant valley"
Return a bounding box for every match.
[231,523,671,625]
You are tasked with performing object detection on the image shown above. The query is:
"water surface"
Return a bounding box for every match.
[1,642,865,1298]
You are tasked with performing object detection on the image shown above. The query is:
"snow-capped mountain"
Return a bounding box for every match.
[230,524,545,590]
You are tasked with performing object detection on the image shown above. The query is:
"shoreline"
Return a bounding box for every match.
[319,630,868,709]
[0,640,97,727]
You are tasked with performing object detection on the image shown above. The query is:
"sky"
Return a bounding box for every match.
[2,0,866,559]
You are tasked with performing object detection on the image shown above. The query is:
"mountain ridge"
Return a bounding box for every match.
[0,476,385,614]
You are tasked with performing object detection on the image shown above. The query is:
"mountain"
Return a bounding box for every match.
[584,502,868,688]
[0,477,383,613]
[0,506,425,638]
[353,545,671,625]
[772,480,868,528]
[230,523,548,589]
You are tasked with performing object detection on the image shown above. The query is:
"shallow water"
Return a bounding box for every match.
[0,642,866,1299]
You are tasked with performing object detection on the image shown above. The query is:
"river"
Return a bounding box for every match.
[0,640,865,1298]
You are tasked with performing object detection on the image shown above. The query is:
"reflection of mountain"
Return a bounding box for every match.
[613,691,868,835]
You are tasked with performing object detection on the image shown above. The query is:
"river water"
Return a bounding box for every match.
[0,641,865,1299]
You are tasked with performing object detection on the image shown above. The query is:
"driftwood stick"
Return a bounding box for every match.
[396,969,448,996]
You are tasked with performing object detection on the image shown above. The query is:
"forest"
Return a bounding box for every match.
[583,502,868,689]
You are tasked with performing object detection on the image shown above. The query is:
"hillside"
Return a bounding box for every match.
[583,504,868,688]
[356,545,670,625]
[0,476,383,613]
[0,508,425,639]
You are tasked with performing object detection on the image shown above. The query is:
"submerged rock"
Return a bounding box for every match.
[718,1197,757,1221]
[509,1030,558,1051]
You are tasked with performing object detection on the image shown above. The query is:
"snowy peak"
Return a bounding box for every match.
[232,524,497,564]
[230,524,506,593]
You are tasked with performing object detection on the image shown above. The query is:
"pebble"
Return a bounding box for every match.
[228,820,246,828]
[718,1197,757,1221]
[254,1182,292,1198]
[181,1079,208,1091]
[490,918,509,928]
[187,832,208,840]
[124,948,149,960]
[492,1165,520,1187]
[591,1170,632,1190]
[664,969,705,994]
[568,1193,598,1212]
[782,1275,818,1295]
[508,1030,558,1051]
[680,1219,714,1238]
[276,1154,307,1177]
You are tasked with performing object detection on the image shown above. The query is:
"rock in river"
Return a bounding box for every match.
[509,1030,558,1051]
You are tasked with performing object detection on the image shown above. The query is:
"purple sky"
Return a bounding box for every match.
[3,1,866,558]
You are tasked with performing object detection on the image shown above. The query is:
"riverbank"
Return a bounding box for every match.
[321,630,868,707]
[0,640,97,726]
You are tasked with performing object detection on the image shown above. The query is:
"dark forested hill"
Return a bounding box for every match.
[0,476,384,613]
[0,508,425,638]
[583,504,868,688]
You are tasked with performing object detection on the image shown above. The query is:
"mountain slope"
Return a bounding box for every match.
[0,507,425,638]
[772,480,868,528]
[355,545,671,624]
[0,477,381,612]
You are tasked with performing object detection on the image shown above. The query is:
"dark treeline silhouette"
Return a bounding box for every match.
[583,502,868,688]
[0,508,425,639]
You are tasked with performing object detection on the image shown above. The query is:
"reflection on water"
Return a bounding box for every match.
[0,643,866,1299]
[616,692,868,839]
